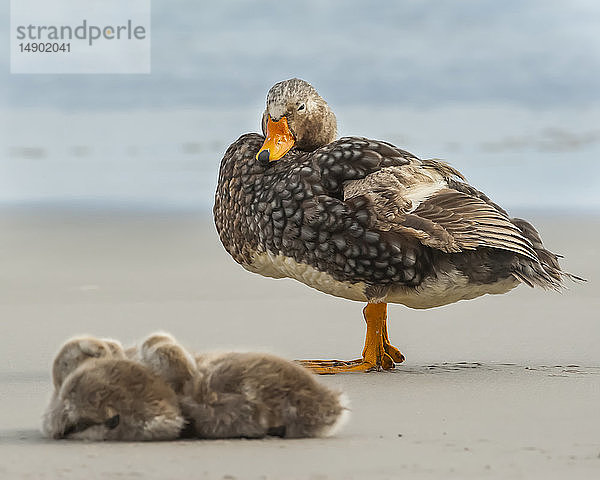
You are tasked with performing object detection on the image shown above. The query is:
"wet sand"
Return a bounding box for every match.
[1,207,598,479]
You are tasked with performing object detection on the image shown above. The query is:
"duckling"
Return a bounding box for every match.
[44,333,349,440]
[135,332,349,438]
[184,351,349,438]
[43,358,185,441]
[51,336,125,390]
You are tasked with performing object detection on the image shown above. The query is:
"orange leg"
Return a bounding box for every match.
[299,302,405,374]
[382,312,405,363]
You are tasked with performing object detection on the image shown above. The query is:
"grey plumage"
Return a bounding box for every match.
[43,334,349,441]
[187,351,348,439]
[43,358,185,441]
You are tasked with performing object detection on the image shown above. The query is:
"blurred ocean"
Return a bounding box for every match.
[1,0,599,211]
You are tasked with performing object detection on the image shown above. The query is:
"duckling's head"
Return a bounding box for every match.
[43,359,184,441]
[52,336,124,390]
[138,331,197,394]
[257,78,337,164]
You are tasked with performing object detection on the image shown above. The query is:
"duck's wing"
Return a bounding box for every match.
[398,186,539,261]
[317,138,538,262]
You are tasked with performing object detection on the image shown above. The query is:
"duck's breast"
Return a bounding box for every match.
[245,250,369,302]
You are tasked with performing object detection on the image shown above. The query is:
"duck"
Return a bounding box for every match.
[213,78,580,374]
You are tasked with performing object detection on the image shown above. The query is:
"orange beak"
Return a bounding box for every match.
[256,116,295,164]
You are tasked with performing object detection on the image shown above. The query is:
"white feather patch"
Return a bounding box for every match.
[404,179,447,213]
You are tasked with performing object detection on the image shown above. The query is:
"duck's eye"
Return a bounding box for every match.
[298,103,305,112]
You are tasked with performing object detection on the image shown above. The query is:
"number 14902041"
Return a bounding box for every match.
[18,43,70,53]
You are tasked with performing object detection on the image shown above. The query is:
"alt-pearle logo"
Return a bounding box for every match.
[10,0,151,74]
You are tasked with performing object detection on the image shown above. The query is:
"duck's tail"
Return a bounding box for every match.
[509,217,585,290]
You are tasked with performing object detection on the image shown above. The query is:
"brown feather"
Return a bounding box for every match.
[366,185,540,262]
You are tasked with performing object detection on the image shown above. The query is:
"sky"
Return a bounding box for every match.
[2,0,599,110]
[1,0,599,209]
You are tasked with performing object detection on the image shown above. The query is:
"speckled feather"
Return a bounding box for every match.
[214,132,570,305]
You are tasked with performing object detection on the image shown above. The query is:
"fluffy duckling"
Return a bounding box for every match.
[135,332,349,439]
[51,336,125,390]
[185,351,349,439]
[44,333,349,440]
[43,358,184,441]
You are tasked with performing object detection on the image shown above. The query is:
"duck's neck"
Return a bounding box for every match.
[296,107,337,151]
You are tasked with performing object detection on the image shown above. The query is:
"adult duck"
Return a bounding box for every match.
[214,78,577,373]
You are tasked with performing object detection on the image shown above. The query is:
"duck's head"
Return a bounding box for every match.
[257,78,337,165]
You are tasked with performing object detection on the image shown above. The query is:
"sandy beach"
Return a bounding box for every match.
[1,207,599,479]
